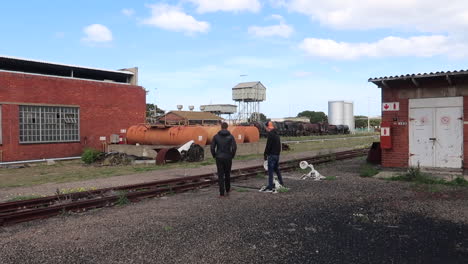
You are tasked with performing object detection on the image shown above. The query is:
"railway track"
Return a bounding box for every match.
[0,148,368,226]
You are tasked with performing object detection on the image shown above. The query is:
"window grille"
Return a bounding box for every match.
[19,105,80,143]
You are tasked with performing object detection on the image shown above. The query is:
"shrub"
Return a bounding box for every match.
[359,163,380,177]
[81,148,102,164]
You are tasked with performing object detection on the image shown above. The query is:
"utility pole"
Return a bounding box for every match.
[367,97,370,132]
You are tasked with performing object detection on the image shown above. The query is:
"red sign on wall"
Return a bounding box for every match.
[382,102,399,111]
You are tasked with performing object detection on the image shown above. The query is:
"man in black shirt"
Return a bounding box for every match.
[211,122,237,197]
[262,121,284,192]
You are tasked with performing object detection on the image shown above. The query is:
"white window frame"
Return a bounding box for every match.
[19,105,80,144]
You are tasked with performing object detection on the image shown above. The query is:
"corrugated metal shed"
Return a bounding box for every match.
[0,55,134,84]
[369,70,468,82]
[167,111,223,120]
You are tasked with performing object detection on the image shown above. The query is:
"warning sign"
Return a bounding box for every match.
[382,102,399,111]
[381,127,390,136]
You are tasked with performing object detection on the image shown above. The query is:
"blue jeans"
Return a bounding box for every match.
[267,155,283,189]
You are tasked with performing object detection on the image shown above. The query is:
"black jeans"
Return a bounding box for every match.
[216,158,232,195]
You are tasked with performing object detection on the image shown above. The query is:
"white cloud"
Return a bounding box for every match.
[82,24,113,43]
[122,8,135,16]
[142,4,209,35]
[188,0,261,13]
[278,0,468,33]
[299,35,468,60]
[248,15,294,38]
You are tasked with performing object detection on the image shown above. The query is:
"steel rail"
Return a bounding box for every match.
[0,148,367,226]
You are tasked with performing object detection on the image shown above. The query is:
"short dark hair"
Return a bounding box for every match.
[221,122,228,129]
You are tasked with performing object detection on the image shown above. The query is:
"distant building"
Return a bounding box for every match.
[369,70,467,171]
[0,56,146,162]
[232,81,266,122]
[270,117,310,122]
[158,111,223,125]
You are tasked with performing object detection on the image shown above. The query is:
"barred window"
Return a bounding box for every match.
[19,105,80,143]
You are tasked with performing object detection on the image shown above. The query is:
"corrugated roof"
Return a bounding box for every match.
[166,111,223,120]
[0,55,134,75]
[233,81,261,89]
[368,69,468,82]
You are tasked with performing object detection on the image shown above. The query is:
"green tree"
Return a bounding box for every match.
[146,103,165,117]
[249,112,267,122]
[297,111,327,123]
[355,116,381,128]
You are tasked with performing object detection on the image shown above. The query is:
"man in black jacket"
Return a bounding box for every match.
[211,122,237,197]
[262,121,284,192]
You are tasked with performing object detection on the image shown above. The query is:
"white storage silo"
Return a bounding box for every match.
[328,101,344,126]
[343,101,355,133]
[328,100,355,132]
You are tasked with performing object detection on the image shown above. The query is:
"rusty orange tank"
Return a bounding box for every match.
[126,125,208,146]
[228,126,245,143]
[243,126,260,143]
[203,126,221,144]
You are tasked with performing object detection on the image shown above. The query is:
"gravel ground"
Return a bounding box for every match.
[1,157,467,264]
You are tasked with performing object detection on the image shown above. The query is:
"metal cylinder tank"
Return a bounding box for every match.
[204,126,221,144]
[228,126,245,143]
[126,125,208,146]
[328,101,354,133]
[328,101,344,126]
[343,101,355,133]
[203,126,244,144]
[243,126,260,143]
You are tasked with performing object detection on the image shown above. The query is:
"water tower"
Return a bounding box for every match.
[232,81,266,122]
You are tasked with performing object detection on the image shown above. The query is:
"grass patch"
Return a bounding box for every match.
[7,194,43,202]
[0,135,375,189]
[163,226,173,231]
[360,163,380,177]
[324,176,337,180]
[115,191,130,206]
[276,186,290,193]
[234,154,262,161]
[133,166,158,173]
[278,132,378,142]
[388,167,468,187]
[256,173,266,179]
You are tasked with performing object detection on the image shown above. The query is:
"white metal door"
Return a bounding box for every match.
[434,107,463,168]
[409,97,463,168]
[409,108,434,167]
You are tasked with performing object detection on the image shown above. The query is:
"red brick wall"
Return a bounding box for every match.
[381,84,467,169]
[0,71,146,161]
[381,87,409,168]
[464,97,468,170]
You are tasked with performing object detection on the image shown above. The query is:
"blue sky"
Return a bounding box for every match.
[2,0,468,118]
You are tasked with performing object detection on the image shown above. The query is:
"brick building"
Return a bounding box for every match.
[369,70,467,171]
[0,56,146,162]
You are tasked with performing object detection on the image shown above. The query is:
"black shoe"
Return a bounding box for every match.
[259,186,274,193]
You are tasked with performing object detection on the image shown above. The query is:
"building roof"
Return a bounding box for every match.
[164,111,223,120]
[233,81,265,89]
[0,55,135,84]
[368,70,468,87]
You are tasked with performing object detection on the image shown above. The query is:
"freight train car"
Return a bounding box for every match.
[242,121,349,137]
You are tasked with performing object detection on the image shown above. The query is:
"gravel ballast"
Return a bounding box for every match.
[0,157,467,264]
